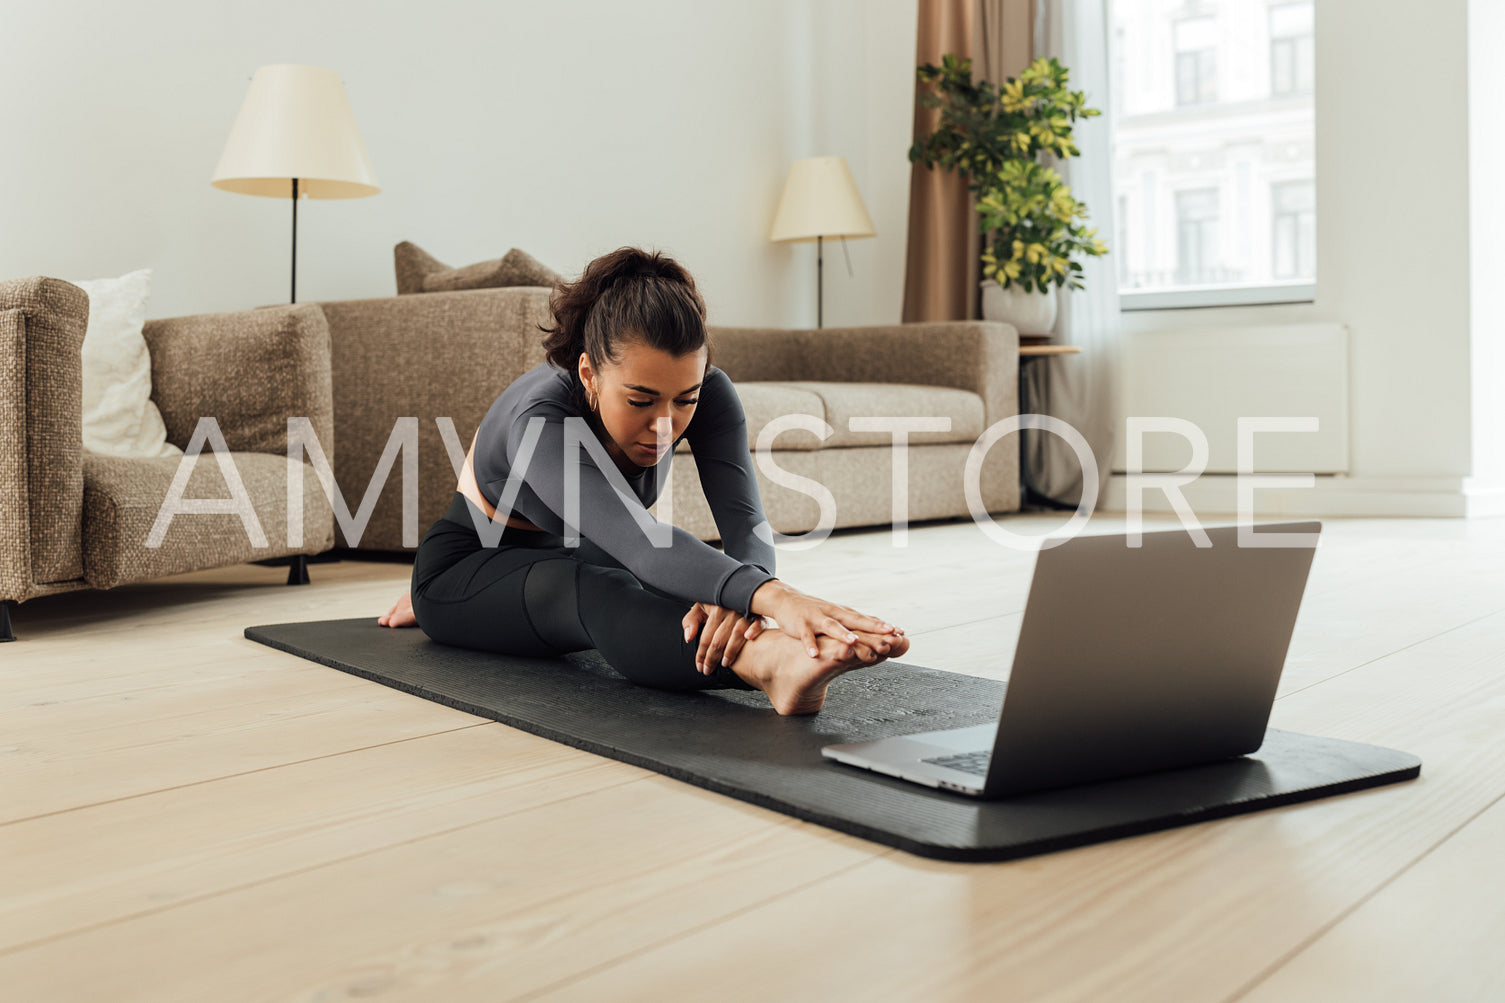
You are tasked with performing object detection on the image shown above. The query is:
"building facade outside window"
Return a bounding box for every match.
[1272,179,1315,279]
[1270,1,1315,96]
[1174,16,1218,106]
[1109,0,1316,310]
[1175,187,1221,286]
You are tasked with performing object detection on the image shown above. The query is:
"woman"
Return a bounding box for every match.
[379,246,908,715]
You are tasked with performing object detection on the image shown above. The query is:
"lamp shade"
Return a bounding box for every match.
[212,64,379,199]
[768,156,876,243]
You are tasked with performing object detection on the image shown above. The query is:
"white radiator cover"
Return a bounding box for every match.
[1112,323,1350,475]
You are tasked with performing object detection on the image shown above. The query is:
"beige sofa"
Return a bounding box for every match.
[313,285,1022,552]
[1,272,1017,640]
[0,276,335,640]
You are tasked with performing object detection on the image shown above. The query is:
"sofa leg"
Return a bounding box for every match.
[286,555,311,586]
[1,600,14,642]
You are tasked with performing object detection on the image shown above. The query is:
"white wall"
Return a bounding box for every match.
[1467,0,1505,508]
[0,0,918,329]
[1105,0,1490,517]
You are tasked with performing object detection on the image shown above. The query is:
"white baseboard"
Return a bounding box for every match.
[1099,474,1504,518]
[1462,480,1505,518]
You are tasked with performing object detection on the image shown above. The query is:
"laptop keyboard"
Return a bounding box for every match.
[921,750,992,776]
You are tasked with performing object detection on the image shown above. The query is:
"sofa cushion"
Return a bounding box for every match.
[394,241,560,295]
[657,441,1020,541]
[69,268,182,460]
[82,452,333,589]
[676,381,986,453]
[711,382,828,451]
[145,303,332,457]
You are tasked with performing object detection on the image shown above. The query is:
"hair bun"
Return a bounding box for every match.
[537,246,710,373]
[604,248,672,285]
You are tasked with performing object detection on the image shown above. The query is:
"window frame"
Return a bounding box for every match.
[1110,0,1317,312]
[1120,282,1315,312]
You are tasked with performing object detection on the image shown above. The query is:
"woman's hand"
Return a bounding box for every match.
[682,602,768,675]
[752,580,903,661]
[378,591,417,628]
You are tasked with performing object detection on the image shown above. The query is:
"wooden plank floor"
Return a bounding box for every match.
[3,511,1502,1002]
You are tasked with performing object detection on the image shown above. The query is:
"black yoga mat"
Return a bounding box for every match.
[245,618,1421,862]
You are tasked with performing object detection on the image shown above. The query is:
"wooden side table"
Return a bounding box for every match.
[1018,343,1083,509]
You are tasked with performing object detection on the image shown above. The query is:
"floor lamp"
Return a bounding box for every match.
[769,156,875,328]
[212,64,378,584]
[211,64,380,305]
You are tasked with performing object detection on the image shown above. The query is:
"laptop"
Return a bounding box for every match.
[821,521,1322,799]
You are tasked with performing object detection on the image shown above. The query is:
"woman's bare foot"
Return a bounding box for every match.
[729,628,911,715]
[378,591,417,628]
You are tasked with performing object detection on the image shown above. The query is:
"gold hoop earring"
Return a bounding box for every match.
[586,389,599,413]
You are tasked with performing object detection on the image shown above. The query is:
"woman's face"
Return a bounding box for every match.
[579,340,707,470]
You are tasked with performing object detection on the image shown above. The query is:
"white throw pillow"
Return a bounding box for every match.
[68,268,182,458]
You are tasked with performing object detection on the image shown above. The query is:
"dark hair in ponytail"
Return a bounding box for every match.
[539,247,712,380]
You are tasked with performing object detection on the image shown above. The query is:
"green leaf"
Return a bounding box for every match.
[914,51,1102,283]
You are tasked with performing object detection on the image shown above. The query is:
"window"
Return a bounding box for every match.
[1270,2,1315,96]
[1109,0,1317,310]
[1175,188,1220,285]
[1271,180,1315,279]
[1174,17,1218,106]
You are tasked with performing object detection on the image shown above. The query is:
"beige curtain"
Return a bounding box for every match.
[1026,0,1122,508]
[903,0,1036,323]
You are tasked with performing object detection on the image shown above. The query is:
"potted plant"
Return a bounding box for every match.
[909,54,1109,335]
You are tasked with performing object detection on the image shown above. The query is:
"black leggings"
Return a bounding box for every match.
[411,493,754,692]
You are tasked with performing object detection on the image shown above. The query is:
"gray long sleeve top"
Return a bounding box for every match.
[471,361,777,618]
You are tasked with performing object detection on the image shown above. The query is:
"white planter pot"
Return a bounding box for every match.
[980,280,1058,336]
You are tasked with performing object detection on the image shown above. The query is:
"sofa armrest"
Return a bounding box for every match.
[0,276,90,597]
[708,320,1020,425]
[144,303,334,458]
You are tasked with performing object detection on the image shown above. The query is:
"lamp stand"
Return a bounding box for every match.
[817,234,824,329]
[291,177,299,304]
